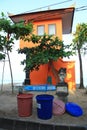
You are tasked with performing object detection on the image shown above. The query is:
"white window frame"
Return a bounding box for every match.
[48,24,56,35]
[37,25,45,36]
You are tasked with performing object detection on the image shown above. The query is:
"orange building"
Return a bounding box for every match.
[9,7,76,90]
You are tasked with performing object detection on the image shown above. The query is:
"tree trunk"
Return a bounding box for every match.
[1,59,5,92]
[7,50,14,93]
[48,60,59,84]
[78,48,84,89]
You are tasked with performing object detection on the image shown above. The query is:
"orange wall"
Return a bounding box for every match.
[20,19,62,48]
[52,59,76,91]
[30,59,76,91]
[33,19,62,39]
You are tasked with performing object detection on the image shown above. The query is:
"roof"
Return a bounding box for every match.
[9,7,75,34]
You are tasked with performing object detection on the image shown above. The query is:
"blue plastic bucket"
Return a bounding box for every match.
[36,94,54,119]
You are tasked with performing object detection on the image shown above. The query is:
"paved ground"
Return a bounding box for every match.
[0,87,87,126]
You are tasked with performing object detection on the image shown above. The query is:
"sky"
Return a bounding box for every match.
[0,0,87,85]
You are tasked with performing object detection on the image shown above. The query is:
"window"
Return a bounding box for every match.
[48,24,56,35]
[37,25,44,35]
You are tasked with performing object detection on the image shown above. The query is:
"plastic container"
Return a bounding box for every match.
[65,102,83,117]
[53,99,65,115]
[17,93,33,117]
[36,94,54,119]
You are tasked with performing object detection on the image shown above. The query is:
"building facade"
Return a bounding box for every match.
[9,7,76,90]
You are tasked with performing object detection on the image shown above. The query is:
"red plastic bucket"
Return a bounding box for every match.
[17,93,33,117]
